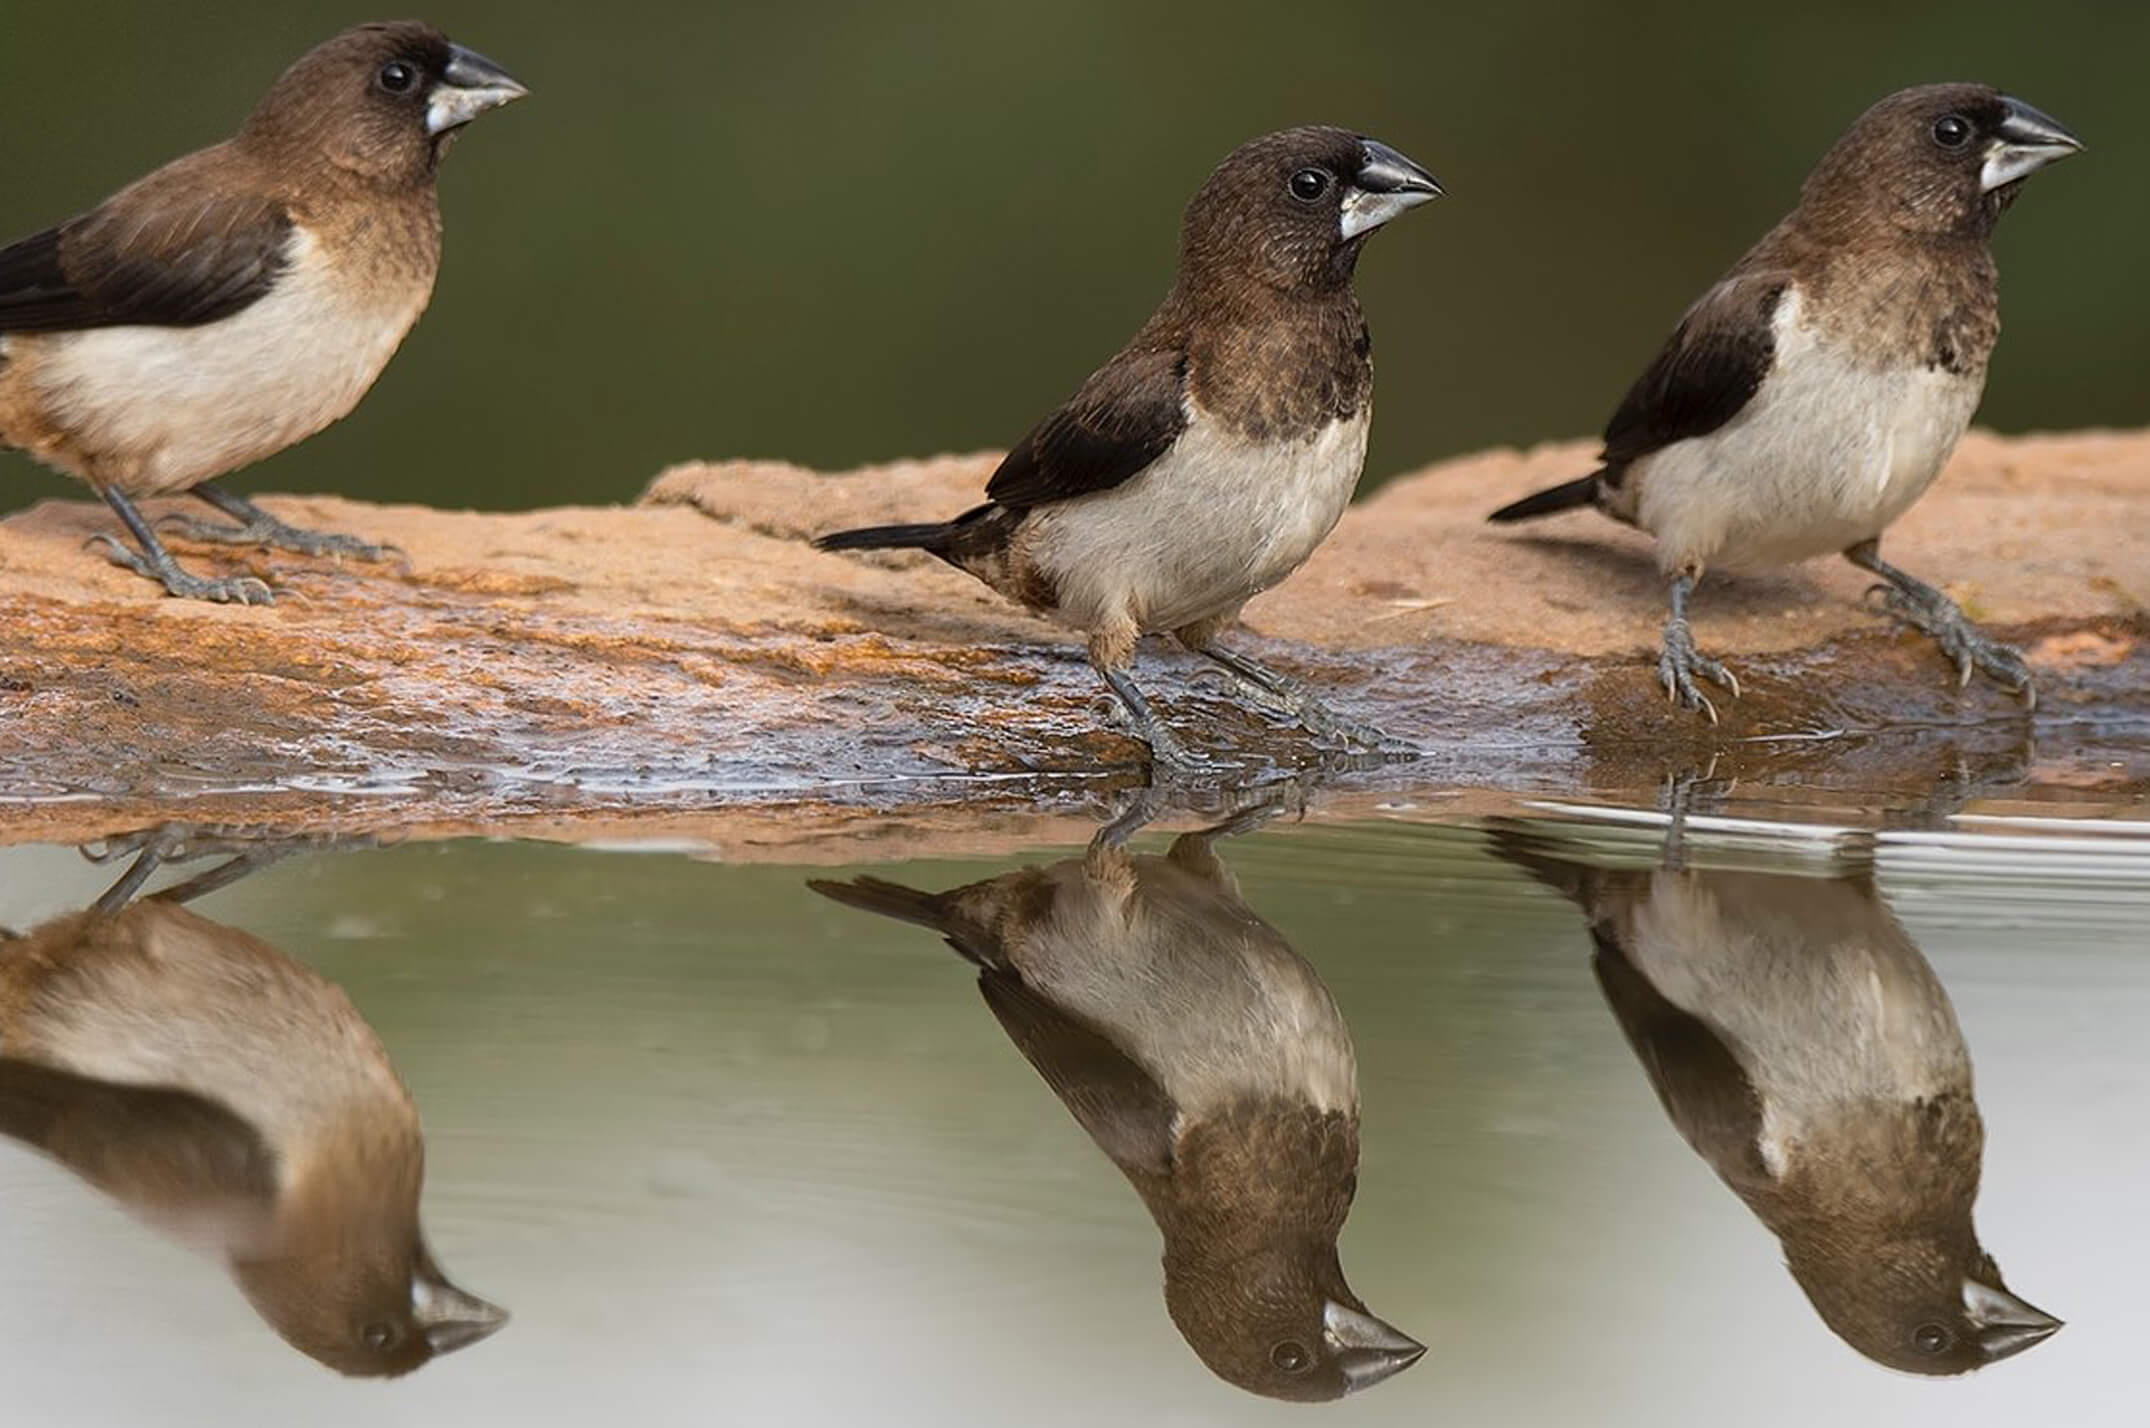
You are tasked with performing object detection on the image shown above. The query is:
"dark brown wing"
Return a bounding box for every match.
[0,171,294,334]
[0,1059,279,1209]
[1599,274,1787,483]
[979,970,1177,1178]
[984,346,1188,510]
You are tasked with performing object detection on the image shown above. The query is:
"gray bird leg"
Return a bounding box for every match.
[162,482,401,562]
[1099,664,1209,775]
[1658,570,1741,723]
[1845,539,2035,708]
[90,486,274,605]
[1183,637,1407,753]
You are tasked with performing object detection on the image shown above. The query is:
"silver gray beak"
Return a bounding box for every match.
[412,1266,510,1356]
[1963,1278,2063,1363]
[1323,1300,1427,1394]
[1980,95,2083,193]
[427,44,530,136]
[1339,138,1443,240]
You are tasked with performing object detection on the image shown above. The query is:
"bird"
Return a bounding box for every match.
[0,22,528,604]
[0,831,507,1376]
[1492,818,2060,1374]
[1488,85,2083,720]
[812,126,1441,771]
[810,801,1424,1401]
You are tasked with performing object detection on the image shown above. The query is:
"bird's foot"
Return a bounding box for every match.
[1864,582,2036,709]
[88,534,273,605]
[159,512,401,563]
[1658,618,1740,724]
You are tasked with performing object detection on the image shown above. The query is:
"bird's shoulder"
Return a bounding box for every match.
[984,340,1190,510]
[0,145,297,334]
[1600,264,1793,481]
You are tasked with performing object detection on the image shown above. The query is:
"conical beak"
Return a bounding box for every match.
[1964,1278,2063,1363]
[427,43,530,136]
[1323,1300,1427,1393]
[1981,95,2083,192]
[413,1259,510,1356]
[1339,138,1443,239]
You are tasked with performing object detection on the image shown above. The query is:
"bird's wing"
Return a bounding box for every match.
[0,183,295,334]
[0,1059,279,1210]
[1598,273,1788,479]
[984,346,1188,509]
[1588,925,1771,1186]
[978,969,1176,1177]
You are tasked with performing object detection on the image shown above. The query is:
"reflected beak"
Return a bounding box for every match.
[1963,1278,2063,1363]
[1323,1300,1427,1393]
[412,1259,511,1356]
[1339,138,1443,240]
[427,44,530,136]
[1980,96,2083,193]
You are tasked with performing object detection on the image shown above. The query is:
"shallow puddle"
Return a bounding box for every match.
[0,790,2144,1425]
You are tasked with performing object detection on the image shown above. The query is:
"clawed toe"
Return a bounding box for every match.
[89,533,274,605]
[157,514,398,563]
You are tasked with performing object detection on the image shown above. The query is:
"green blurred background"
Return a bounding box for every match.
[3,1,2142,511]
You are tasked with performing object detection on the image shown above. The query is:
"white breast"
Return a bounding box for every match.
[1635,286,1984,572]
[22,227,430,496]
[1032,405,1370,636]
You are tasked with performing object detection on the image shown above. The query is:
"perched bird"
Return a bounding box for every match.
[1494,820,2060,1374]
[1490,86,2083,719]
[0,22,527,604]
[0,835,506,1376]
[814,127,1441,770]
[811,806,1424,1400]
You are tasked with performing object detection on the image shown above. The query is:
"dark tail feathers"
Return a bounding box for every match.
[807,876,950,930]
[1488,472,1602,524]
[812,522,959,554]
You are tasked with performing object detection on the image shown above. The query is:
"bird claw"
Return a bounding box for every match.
[1867,579,2037,707]
[158,513,400,564]
[88,533,274,605]
[1658,621,1738,724]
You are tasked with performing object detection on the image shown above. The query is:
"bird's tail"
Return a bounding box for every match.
[1487,471,1602,523]
[812,522,961,555]
[807,876,951,930]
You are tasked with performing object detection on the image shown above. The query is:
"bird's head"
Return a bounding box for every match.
[1789,1236,2061,1375]
[1802,83,2081,240]
[1165,1244,1424,1401]
[1179,126,1441,295]
[239,22,527,186]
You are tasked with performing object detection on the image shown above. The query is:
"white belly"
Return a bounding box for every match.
[15,228,429,495]
[1033,406,1370,634]
[1635,288,1983,572]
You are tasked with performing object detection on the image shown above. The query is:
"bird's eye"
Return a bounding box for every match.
[1288,169,1331,203]
[1931,115,1972,149]
[1913,1323,1952,1355]
[362,1321,402,1352]
[1270,1341,1312,1373]
[377,61,420,95]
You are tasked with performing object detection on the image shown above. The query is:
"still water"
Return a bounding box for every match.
[0,799,2145,1426]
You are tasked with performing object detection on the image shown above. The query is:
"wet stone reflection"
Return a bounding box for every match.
[813,796,1425,1401]
[0,829,506,1377]
[1494,815,2061,1375]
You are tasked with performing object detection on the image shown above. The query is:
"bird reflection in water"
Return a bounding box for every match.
[1494,813,2060,1374]
[0,828,507,1376]
[812,796,1423,1401]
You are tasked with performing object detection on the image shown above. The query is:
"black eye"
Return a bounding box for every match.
[377,61,419,95]
[362,1321,401,1352]
[1288,169,1331,203]
[1913,1323,1952,1355]
[1931,115,1972,149]
[1270,1340,1311,1373]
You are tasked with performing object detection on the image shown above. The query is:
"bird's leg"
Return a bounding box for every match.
[89,486,273,605]
[1658,569,1740,723]
[1182,633,1407,754]
[161,482,401,563]
[1090,622,1212,775]
[1845,539,2035,707]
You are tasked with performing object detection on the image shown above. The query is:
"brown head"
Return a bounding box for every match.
[235,21,528,188]
[1786,1235,2061,1375]
[1176,126,1440,299]
[1164,1242,1424,1401]
[1798,84,2082,242]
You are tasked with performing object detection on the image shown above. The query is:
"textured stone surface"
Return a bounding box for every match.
[1,429,2144,850]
